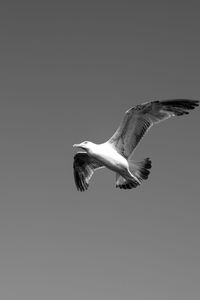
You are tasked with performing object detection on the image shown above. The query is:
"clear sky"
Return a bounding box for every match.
[0,0,200,299]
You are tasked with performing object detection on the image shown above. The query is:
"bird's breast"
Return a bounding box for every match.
[90,144,128,172]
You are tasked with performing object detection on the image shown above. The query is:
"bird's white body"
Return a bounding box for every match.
[87,142,129,175]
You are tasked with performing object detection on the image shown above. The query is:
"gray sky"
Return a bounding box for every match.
[0,0,200,299]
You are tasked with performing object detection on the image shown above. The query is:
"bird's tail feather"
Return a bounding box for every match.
[129,157,152,181]
[116,158,152,189]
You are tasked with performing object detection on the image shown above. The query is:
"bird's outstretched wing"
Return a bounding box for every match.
[73,152,104,191]
[108,99,199,158]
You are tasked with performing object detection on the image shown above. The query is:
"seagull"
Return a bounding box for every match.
[73,99,199,191]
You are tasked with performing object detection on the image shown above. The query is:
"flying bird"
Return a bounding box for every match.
[73,99,199,191]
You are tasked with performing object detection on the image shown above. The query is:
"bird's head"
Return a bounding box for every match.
[73,141,93,152]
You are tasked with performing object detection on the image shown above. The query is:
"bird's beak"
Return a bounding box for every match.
[73,143,84,149]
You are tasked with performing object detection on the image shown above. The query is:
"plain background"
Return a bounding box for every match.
[0,1,200,299]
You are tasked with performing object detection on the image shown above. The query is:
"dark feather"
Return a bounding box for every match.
[73,152,103,191]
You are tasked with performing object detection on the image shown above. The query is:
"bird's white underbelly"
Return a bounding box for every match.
[90,144,128,173]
